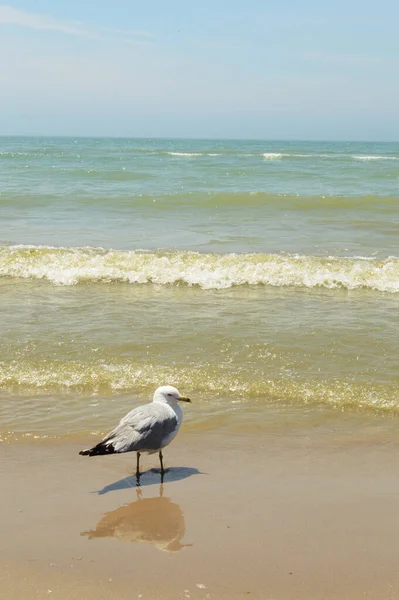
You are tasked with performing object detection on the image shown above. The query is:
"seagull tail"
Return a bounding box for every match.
[79,440,116,457]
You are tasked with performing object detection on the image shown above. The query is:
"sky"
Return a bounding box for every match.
[0,1,398,140]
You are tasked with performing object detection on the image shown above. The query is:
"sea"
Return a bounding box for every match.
[0,136,398,442]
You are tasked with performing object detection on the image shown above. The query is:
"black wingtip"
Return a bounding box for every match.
[79,442,116,457]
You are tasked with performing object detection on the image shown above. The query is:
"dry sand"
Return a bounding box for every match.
[1,427,399,599]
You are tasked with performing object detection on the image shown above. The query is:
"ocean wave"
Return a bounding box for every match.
[167,152,206,157]
[352,155,398,161]
[164,151,398,161]
[165,151,399,161]
[1,146,398,162]
[2,192,397,210]
[0,360,398,415]
[167,152,222,157]
[1,245,399,291]
[262,153,284,160]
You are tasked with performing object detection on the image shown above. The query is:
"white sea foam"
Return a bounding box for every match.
[167,152,222,157]
[167,152,203,157]
[1,245,399,292]
[352,155,398,161]
[0,359,397,414]
[262,153,284,160]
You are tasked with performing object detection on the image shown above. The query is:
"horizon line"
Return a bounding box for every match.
[0,134,398,144]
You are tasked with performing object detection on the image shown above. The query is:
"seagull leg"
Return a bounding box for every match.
[159,450,165,482]
[136,452,141,482]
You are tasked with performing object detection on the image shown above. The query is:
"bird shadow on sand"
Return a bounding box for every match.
[94,467,203,495]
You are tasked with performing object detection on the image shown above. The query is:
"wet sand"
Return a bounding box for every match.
[1,426,399,600]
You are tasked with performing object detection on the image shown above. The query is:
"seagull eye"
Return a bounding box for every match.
[167,393,173,397]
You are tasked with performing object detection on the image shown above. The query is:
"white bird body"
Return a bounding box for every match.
[110,400,183,454]
[79,386,191,477]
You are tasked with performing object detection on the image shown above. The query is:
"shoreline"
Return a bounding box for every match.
[2,427,399,599]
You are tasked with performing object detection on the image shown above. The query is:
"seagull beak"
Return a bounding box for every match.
[179,396,191,403]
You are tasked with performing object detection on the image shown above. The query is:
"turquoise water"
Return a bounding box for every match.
[0,137,398,440]
[1,137,399,254]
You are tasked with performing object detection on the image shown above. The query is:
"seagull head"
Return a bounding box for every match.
[153,385,191,406]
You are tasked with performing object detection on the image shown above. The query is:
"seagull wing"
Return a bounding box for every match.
[82,404,178,456]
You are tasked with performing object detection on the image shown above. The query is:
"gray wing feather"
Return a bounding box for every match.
[104,403,178,453]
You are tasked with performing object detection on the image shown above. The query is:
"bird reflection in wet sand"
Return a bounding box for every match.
[81,486,191,552]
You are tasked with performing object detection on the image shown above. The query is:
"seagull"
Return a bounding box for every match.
[79,385,191,480]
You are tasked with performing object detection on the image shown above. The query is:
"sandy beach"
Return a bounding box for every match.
[2,423,399,600]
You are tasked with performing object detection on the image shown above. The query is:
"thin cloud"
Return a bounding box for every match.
[0,5,153,41]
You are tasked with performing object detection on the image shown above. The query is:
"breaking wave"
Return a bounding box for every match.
[0,360,398,416]
[1,245,399,291]
[352,155,398,161]
[262,153,284,160]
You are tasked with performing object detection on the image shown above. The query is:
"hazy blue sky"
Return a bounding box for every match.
[0,1,398,139]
